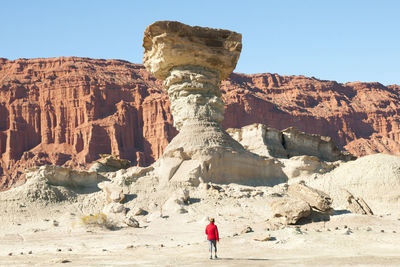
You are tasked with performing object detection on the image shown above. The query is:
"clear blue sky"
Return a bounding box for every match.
[1,0,399,85]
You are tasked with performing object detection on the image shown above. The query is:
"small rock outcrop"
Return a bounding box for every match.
[98,181,125,203]
[344,190,373,215]
[227,123,355,162]
[143,21,286,186]
[89,154,131,172]
[281,127,355,162]
[26,165,103,188]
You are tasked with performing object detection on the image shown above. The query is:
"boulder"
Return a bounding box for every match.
[270,196,311,225]
[344,190,373,215]
[241,226,253,234]
[162,188,191,215]
[103,202,125,214]
[102,203,128,228]
[175,188,190,204]
[98,182,125,203]
[288,182,332,211]
[130,207,147,216]
[124,215,140,228]
[89,154,131,172]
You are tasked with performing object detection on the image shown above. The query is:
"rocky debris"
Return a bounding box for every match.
[131,207,147,216]
[176,188,190,204]
[101,202,140,228]
[254,235,275,241]
[162,199,188,214]
[98,182,125,203]
[241,226,253,234]
[102,203,125,226]
[103,202,125,214]
[288,182,332,212]
[270,195,311,224]
[89,154,131,172]
[53,259,71,264]
[115,166,154,185]
[162,189,190,215]
[343,228,353,235]
[124,215,140,228]
[344,190,373,215]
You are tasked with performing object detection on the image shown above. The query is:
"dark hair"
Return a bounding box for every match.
[210,218,215,223]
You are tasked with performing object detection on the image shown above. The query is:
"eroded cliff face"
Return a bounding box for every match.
[221,73,400,156]
[0,57,176,189]
[0,57,399,189]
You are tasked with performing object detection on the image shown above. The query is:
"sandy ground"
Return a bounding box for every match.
[1,158,400,267]
[1,202,400,267]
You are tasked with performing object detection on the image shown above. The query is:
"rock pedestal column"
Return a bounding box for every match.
[143,21,286,186]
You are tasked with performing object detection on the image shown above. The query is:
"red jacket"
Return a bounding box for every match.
[205,223,219,241]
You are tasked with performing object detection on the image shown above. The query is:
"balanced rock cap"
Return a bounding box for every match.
[143,21,242,80]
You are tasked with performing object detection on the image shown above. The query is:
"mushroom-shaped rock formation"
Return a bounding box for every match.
[143,21,287,186]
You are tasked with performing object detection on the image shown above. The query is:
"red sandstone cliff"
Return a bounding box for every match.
[0,57,399,189]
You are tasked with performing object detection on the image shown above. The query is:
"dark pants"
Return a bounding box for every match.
[208,239,217,253]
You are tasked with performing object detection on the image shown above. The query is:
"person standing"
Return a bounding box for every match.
[205,218,219,259]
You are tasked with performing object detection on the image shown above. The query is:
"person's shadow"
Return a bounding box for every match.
[216,258,269,261]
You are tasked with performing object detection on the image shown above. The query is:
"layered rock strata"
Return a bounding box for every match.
[227,123,355,161]
[1,56,399,189]
[143,21,286,186]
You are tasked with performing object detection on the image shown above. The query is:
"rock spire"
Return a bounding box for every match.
[143,21,286,186]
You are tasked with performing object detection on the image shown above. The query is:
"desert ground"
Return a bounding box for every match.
[1,159,400,267]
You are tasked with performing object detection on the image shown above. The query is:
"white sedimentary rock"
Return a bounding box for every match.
[227,123,355,162]
[143,21,286,186]
[288,181,332,212]
[98,181,125,203]
[269,195,311,224]
[306,153,400,215]
[89,154,131,172]
[25,165,102,187]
